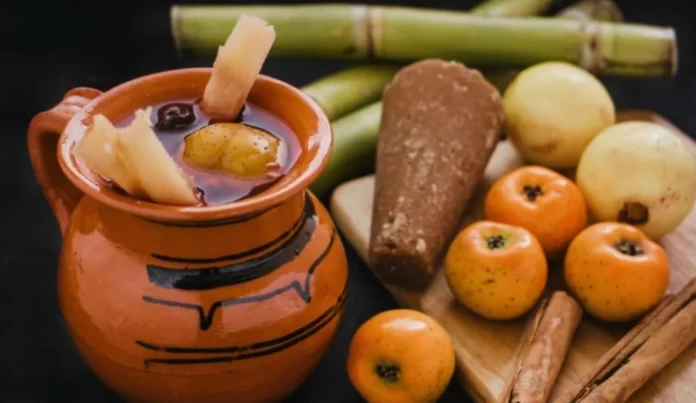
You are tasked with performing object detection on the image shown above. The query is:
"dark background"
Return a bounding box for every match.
[1,0,694,401]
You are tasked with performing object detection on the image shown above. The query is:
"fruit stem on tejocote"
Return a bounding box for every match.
[487,235,507,249]
[522,185,543,202]
[615,239,644,256]
[374,361,401,384]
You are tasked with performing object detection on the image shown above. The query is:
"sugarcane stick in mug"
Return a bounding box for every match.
[171,4,676,77]
[202,14,275,119]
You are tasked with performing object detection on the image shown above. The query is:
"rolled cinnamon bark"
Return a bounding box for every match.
[580,299,696,403]
[368,59,505,289]
[500,291,583,403]
[555,277,696,403]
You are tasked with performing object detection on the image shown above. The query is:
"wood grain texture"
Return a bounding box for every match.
[329,110,696,403]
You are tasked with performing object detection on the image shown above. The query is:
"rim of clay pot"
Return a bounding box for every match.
[58,68,333,223]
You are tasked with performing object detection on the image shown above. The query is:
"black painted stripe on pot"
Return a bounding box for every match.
[140,284,347,367]
[141,229,338,330]
[150,193,310,264]
[136,280,348,354]
[146,194,316,290]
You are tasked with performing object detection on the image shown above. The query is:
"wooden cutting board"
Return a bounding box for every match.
[329,110,696,403]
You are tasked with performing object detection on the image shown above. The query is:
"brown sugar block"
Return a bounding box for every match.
[369,59,505,289]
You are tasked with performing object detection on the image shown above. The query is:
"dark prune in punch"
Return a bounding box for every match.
[155,103,196,130]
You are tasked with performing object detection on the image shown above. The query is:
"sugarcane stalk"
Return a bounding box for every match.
[171,4,676,77]
[470,0,553,17]
[308,0,628,197]
[300,65,397,121]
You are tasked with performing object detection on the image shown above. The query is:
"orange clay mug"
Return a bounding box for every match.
[27,69,348,403]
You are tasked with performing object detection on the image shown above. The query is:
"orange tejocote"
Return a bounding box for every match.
[484,165,587,258]
[347,309,455,403]
[27,69,347,403]
[565,222,669,322]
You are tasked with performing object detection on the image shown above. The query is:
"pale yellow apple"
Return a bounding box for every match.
[503,61,615,169]
[576,121,696,239]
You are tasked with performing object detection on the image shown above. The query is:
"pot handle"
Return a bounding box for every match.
[27,87,102,236]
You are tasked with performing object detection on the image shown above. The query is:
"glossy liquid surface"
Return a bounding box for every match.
[116,99,300,205]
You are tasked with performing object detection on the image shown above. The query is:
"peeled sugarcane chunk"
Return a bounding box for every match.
[115,109,199,205]
[201,14,276,119]
[73,115,141,195]
[183,122,281,179]
[74,110,199,205]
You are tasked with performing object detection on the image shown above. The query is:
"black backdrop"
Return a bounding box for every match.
[1,0,694,402]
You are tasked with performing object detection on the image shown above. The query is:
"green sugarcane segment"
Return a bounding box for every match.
[301,65,397,121]
[374,8,675,76]
[171,4,676,77]
[172,5,369,57]
[470,0,553,17]
[310,102,382,197]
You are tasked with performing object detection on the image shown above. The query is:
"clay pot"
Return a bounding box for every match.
[27,69,348,403]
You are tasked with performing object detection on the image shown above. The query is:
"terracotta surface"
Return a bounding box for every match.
[330,111,696,403]
[27,69,348,403]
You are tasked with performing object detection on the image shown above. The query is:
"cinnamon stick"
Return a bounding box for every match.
[500,291,583,403]
[555,277,696,403]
